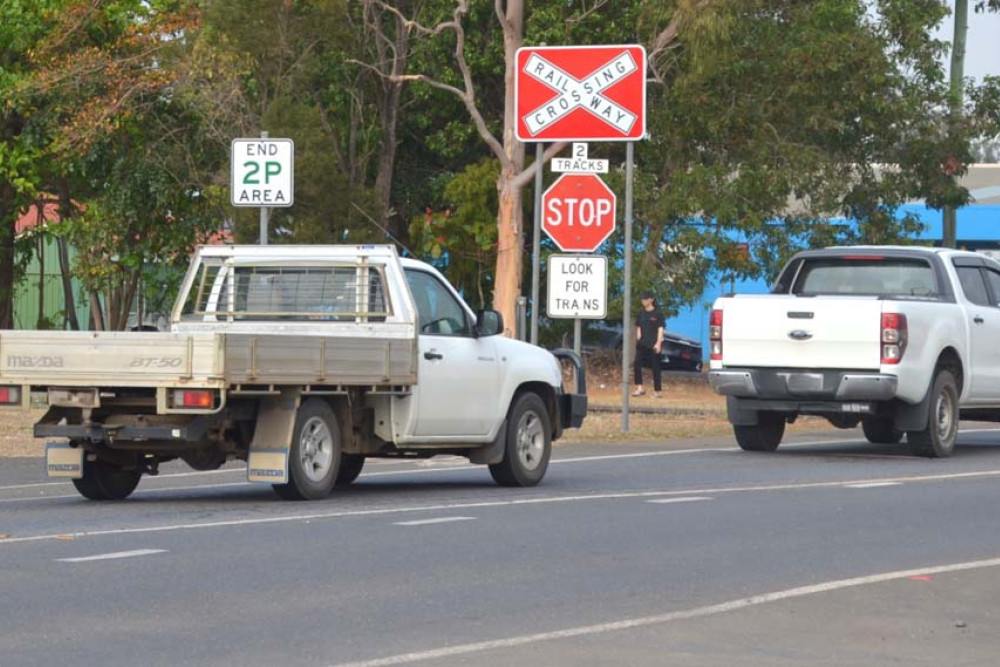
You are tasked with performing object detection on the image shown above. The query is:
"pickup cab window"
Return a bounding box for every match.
[957,266,992,306]
[789,258,936,297]
[984,268,1000,307]
[404,269,470,336]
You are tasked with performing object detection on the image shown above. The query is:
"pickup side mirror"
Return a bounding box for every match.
[475,309,503,337]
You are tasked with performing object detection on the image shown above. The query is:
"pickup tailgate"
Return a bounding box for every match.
[0,330,223,388]
[720,295,883,370]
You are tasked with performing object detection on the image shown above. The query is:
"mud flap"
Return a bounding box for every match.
[247,388,300,484]
[468,420,507,465]
[45,443,83,479]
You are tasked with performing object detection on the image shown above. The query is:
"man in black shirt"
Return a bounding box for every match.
[633,290,664,397]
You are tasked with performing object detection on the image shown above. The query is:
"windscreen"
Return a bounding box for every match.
[790,257,937,297]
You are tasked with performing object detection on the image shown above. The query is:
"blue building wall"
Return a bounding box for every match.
[666,203,1000,357]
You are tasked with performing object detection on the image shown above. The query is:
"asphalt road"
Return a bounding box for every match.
[2,426,1000,667]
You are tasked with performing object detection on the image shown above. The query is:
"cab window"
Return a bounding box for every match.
[404,269,470,336]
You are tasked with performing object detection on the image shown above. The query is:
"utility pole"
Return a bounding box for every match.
[943,0,969,249]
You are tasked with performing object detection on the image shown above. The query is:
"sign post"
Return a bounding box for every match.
[231,134,294,244]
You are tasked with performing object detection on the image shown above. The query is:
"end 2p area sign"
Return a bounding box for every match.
[231,138,294,207]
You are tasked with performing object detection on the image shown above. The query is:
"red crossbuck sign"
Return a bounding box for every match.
[515,45,647,142]
[542,174,617,252]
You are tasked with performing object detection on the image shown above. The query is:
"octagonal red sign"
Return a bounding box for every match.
[515,44,647,142]
[542,174,617,252]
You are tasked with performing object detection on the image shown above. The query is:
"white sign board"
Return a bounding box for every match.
[552,143,608,174]
[231,138,294,207]
[547,255,607,319]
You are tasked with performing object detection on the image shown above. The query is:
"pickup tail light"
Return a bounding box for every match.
[881,313,907,365]
[171,389,216,409]
[0,386,22,405]
[709,309,723,361]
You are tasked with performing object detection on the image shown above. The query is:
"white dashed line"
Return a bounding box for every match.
[393,516,476,527]
[57,548,166,563]
[646,496,713,504]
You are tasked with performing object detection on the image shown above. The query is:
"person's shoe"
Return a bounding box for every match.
[652,391,661,398]
[631,388,645,397]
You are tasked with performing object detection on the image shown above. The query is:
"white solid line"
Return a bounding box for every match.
[57,548,166,563]
[646,496,713,504]
[393,516,476,527]
[5,467,1000,546]
[329,556,1000,667]
[844,482,902,489]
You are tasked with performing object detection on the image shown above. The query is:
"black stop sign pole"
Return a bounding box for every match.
[530,143,544,345]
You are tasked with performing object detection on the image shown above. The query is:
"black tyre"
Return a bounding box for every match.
[489,393,552,487]
[733,412,786,452]
[72,456,142,500]
[273,399,341,500]
[907,370,959,458]
[862,418,904,444]
[335,454,365,487]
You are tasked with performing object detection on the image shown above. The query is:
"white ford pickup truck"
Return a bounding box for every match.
[0,245,587,500]
[708,246,1000,457]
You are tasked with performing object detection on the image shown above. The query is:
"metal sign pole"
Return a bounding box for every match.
[259,130,269,245]
[622,141,634,432]
[531,143,544,345]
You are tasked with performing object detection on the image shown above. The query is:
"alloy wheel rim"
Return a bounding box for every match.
[516,410,545,471]
[299,416,334,482]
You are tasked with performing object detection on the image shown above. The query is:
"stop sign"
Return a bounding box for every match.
[542,174,617,252]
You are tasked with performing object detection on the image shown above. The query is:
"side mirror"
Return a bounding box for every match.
[475,309,504,337]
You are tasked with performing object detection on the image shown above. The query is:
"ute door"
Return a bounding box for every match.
[958,263,1000,401]
[405,269,498,437]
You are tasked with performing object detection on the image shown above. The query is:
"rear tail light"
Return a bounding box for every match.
[709,309,723,361]
[171,389,216,409]
[881,313,907,365]
[0,386,22,405]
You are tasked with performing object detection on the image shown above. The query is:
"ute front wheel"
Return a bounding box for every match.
[489,393,551,487]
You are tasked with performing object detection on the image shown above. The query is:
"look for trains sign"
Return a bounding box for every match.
[515,45,647,142]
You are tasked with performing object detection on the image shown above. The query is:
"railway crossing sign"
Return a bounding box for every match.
[515,45,647,142]
[542,173,617,252]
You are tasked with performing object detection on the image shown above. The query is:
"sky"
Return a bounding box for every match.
[933,1,1000,83]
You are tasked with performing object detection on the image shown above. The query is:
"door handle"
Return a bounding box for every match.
[424,351,444,360]
[974,316,985,324]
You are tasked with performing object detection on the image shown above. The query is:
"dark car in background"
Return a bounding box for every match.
[579,321,703,372]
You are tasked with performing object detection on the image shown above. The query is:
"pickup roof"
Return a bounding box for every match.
[0,245,587,499]
[708,246,1000,456]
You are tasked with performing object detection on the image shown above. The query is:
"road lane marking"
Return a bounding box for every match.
[646,497,713,504]
[393,517,476,527]
[56,549,166,563]
[329,556,1000,667]
[5,468,1000,546]
[844,482,902,489]
[4,428,1000,494]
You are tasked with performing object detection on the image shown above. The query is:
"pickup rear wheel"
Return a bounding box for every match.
[733,412,785,452]
[335,454,365,487]
[862,418,904,444]
[489,392,551,487]
[907,370,959,458]
[72,456,142,501]
[273,399,341,500]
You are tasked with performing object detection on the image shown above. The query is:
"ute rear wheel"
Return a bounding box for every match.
[907,370,959,458]
[489,393,551,487]
[72,456,142,500]
[273,399,342,500]
[733,411,786,452]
